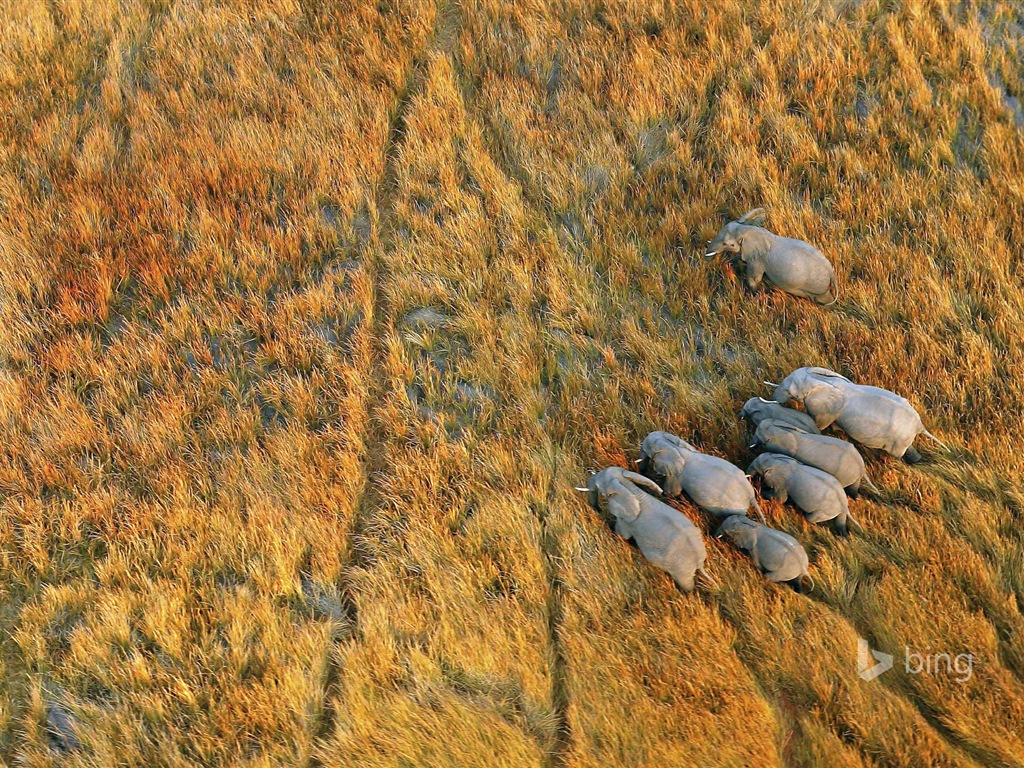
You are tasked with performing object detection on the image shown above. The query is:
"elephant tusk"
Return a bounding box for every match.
[764,380,779,387]
[756,397,779,403]
[574,487,590,492]
[705,250,718,257]
[749,443,757,449]
[922,430,949,450]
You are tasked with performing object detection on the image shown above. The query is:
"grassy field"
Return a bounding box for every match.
[2,0,1024,765]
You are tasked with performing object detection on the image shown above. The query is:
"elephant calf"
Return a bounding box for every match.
[717,515,812,591]
[707,208,839,305]
[639,431,765,523]
[579,466,711,592]
[748,453,860,535]
[772,366,947,463]
[739,397,820,434]
[752,419,877,497]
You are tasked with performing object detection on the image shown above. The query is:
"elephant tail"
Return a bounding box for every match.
[799,573,815,592]
[862,473,882,495]
[751,498,767,525]
[696,566,720,590]
[848,513,865,533]
[921,430,949,450]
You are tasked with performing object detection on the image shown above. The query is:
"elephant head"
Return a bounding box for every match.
[580,466,664,522]
[752,418,807,446]
[706,207,766,258]
[769,366,849,405]
[740,396,821,434]
[747,452,789,485]
[639,431,695,496]
[716,515,759,550]
[738,396,773,423]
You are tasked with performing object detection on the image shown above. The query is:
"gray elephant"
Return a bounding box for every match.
[739,396,820,434]
[638,431,765,523]
[577,466,712,592]
[770,367,947,463]
[706,208,838,304]
[716,515,813,591]
[752,419,878,497]
[748,453,861,535]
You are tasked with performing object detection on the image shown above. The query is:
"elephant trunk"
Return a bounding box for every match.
[574,485,598,509]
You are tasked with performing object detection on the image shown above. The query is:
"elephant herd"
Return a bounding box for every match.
[576,209,947,594]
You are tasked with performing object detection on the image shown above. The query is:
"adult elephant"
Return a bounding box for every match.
[771,367,946,462]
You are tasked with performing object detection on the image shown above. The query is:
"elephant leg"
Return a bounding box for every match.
[745,262,765,292]
[846,480,860,499]
[814,413,836,430]
[673,570,696,593]
[831,513,849,537]
[902,445,922,464]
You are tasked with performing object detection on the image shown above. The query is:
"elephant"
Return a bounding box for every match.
[716,515,813,591]
[739,396,820,434]
[706,208,839,305]
[638,431,765,523]
[770,367,947,463]
[577,466,713,592]
[752,419,878,497]
[748,453,861,535]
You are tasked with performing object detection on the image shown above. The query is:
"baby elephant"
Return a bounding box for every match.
[739,397,820,434]
[752,419,877,497]
[579,466,712,592]
[748,453,861,536]
[772,366,947,463]
[639,431,765,523]
[716,516,813,592]
[707,208,838,305]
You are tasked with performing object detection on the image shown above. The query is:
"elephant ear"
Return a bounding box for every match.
[759,468,788,503]
[605,481,642,522]
[763,419,807,435]
[806,367,850,381]
[737,207,766,225]
[803,384,845,429]
[729,521,759,551]
[646,449,681,488]
[754,421,783,445]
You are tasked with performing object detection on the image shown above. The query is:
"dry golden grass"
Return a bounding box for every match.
[3,0,1024,765]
